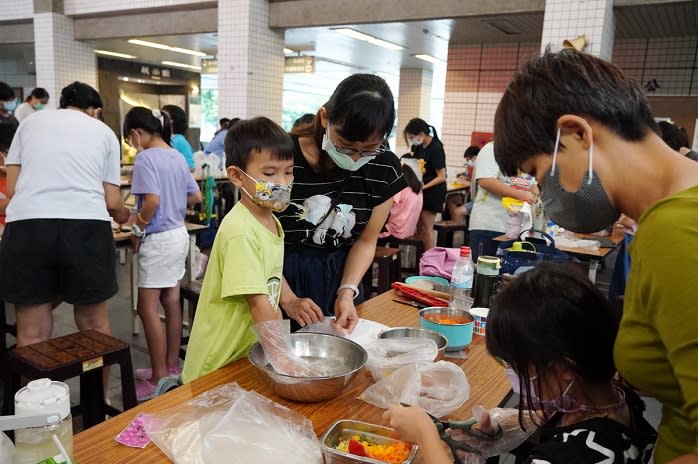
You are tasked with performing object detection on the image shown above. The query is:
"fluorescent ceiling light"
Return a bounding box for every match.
[94,49,136,59]
[128,39,207,57]
[333,28,404,51]
[413,54,445,64]
[284,48,296,54]
[162,60,202,71]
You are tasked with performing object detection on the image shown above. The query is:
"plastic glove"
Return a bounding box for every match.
[443,406,536,460]
[252,320,316,377]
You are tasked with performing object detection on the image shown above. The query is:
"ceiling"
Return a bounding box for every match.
[2,2,698,80]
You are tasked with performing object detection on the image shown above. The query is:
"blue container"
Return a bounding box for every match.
[418,307,474,351]
[405,275,449,289]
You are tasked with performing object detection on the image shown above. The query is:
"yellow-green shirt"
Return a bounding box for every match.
[614,184,698,463]
[181,202,284,383]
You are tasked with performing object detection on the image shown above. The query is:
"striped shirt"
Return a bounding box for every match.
[277,137,406,249]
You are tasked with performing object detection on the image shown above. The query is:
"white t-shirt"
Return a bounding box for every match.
[14,102,35,122]
[6,108,121,222]
[468,142,535,233]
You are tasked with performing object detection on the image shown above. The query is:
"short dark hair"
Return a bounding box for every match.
[59,82,103,110]
[0,124,16,152]
[224,116,295,170]
[289,74,395,152]
[123,107,172,146]
[0,82,15,102]
[494,50,658,176]
[30,88,49,100]
[403,118,440,146]
[219,118,230,129]
[161,105,188,135]
[486,262,618,426]
[658,121,689,151]
[464,145,480,158]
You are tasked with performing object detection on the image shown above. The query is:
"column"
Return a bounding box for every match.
[33,3,97,106]
[540,0,614,60]
[217,0,285,123]
[397,68,433,148]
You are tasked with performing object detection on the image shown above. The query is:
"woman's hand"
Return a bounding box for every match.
[334,290,358,333]
[281,297,324,327]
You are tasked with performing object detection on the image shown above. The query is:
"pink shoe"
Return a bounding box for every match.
[135,365,182,381]
[135,380,157,402]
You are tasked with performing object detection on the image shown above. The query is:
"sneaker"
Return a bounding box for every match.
[135,365,182,381]
[135,380,157,402]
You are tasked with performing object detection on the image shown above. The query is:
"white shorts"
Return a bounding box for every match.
[137,226,189,288]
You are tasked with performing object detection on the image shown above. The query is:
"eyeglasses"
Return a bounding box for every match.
[327,126,389,158]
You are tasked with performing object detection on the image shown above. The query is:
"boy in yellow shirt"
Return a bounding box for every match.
[182,117,307,382]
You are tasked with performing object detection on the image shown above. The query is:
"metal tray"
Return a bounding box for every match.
[321,419,418,464]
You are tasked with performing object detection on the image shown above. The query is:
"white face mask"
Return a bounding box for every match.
[322,133,375,171]
[410,137,424,146]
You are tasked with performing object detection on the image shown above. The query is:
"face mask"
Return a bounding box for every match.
[322,133,375,171]
[34,103,45,110]
[239,170,292,212]
[3,99,17,112]
[411,137,424,146]
[540,128,620,233]
[465,159,475,167]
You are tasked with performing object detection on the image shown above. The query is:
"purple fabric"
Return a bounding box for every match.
[131,147,200,234]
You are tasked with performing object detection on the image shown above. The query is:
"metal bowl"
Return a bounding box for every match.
[379,327,448,360]
[248,332,367,402]
[419,307,475,351]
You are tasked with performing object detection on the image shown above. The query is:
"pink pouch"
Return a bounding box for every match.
[115,413,150,448]
[418,247,461,280]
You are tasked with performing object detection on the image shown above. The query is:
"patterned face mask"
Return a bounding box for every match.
[540,128,620,233]
[240,170,293,212]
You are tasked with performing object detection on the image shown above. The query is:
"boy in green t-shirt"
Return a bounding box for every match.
[182,117,308,383]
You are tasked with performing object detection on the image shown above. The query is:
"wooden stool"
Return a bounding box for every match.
[362,247,400,297]
[378,237,425,277]
[179,280,202,360]
[433,220,469,248]
[3,330,137,429]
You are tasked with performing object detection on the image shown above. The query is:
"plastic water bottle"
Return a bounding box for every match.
[449,246,475,310]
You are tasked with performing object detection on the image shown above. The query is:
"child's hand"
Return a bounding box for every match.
[383,405,439,446]
[281,297,324,327]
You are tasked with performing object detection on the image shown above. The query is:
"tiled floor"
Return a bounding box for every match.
[2,237,661,456]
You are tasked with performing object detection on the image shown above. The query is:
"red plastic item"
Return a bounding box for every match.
[391,283,448,307]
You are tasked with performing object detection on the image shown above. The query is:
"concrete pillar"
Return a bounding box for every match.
[540,0,614,60]
[33,0,96,106]
[217,0,285,123]
[397,67,433,152]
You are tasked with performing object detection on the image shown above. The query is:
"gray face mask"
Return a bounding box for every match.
[540,128,620,233]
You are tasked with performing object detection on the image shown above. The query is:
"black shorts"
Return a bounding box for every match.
[0,219,118,305]
[422,182,447,213]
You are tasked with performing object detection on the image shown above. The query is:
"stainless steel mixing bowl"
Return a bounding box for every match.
[378,326,448,360]
[248,332,368,402]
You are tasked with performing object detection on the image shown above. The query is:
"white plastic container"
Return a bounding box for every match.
[14,379,73,464]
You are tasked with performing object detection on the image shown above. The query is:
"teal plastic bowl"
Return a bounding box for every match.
[405,275,449,289]
[418,307,474,351]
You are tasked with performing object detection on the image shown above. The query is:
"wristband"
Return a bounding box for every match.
[337,284,360,300]
[137,213,150,225]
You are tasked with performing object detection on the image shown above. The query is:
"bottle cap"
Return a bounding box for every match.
[459,246,471,257]
[15,378,71,422]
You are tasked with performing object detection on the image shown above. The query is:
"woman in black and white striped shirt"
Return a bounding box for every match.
[277,74,406,333]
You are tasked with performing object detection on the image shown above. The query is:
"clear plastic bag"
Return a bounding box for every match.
[359,361,470,418]
[142,383,322,464]
[252,319,315,376]
[0,431,15,463]
[365,338,438,381]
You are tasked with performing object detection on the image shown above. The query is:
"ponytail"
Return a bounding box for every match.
[123,106,171,145]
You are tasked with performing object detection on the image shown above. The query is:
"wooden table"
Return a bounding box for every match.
[113,223,209,334]
[494,229,624,282]
[73,290,511,463]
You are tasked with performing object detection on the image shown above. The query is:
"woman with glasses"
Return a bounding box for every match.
[385,262,656,464]
[278,74,406,333]
[403,118,447,250]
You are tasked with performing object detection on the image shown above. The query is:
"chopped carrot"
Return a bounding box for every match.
[336,434,411,463]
